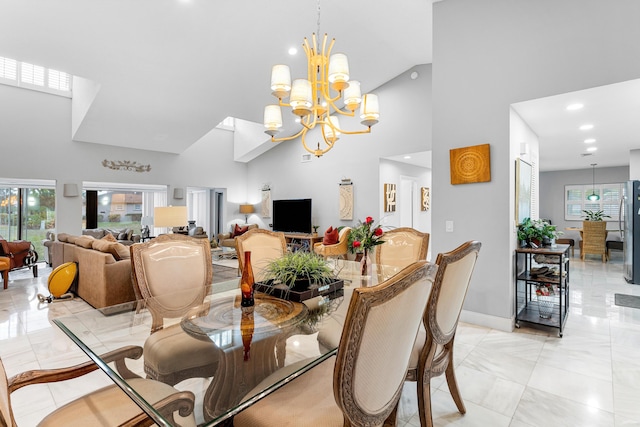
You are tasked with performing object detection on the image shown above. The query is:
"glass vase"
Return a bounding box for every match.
[360,248,372,276]
[240,251,255,307]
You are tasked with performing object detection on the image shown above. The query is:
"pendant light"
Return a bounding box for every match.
[587,163,600,201]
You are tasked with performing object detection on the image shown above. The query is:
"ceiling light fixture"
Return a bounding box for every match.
[584,138,596,143]
[263,0,379,158]
[566,103,584,111]
[579,124,594,131]
[587,163,599,201]
[587,147,597,152]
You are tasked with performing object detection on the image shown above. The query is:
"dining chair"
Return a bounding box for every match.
[313,227,351,260]
[0,345,196,426]
[580,220,608,262]
[406,240,481,427]
[130,233,220,386]
[375,227,429,269]
[233,260,437,427]
[235,229,287,283]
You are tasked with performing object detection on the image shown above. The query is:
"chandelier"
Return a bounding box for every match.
[263,2,380,157]
[587,163,600,201]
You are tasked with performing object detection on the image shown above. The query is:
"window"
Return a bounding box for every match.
[565,183,623,221]
[0,56,72,97]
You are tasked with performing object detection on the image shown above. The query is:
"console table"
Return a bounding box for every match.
[283,233,322,252]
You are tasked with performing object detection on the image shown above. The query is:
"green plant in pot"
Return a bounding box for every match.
[517,218,562,247]
[265,251,335,290]
[582,209,610,221]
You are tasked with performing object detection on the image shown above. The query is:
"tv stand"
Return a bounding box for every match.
[283,233,322,253]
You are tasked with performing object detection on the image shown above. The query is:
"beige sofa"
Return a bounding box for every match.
[51,233,136,310]
[217,223,259,248]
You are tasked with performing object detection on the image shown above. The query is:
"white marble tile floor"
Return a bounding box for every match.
[1,253,639,426]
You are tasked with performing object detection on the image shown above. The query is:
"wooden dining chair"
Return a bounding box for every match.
[580,220,608,262]
[235,229,287,283]
[406,240,481,427]
[130,234,220,386]
[375,227,429,269]
[0,345,196,426]
[233,260,437,427]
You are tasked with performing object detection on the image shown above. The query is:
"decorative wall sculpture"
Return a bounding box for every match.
[449,143,491,184]
[102,159,151,172]
[421,187,430,211]
[384,183,397,212]
[339,181,353,220]
[261,189,271,218]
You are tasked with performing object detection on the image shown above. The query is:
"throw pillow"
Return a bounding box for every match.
[323,226,339,245]
[57,233,70,243]
[231,224,249,238]
[75,235,96,248]
[110,242,131,260]
[117,231,129,240]
[102,233,117,243]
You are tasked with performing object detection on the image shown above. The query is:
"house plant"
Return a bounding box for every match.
[582,209,611,221]
[517,218,562,247]
[264,251,335,290]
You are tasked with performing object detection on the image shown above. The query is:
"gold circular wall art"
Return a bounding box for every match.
[449,143,491,185]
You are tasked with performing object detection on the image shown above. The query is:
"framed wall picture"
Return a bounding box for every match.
[516,158,532,224]
[449,143,491,185]
[421,187,430,211]
[384,183,397,212]
[261,189,271,218]
[339,182,353,220]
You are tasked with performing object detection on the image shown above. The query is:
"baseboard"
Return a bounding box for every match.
[459,309,513,332]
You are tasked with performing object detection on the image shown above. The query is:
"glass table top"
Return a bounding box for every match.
[52,260,403,426]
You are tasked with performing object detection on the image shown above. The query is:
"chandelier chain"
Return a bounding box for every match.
[316,0,321,36]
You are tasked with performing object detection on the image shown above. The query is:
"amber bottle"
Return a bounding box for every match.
[240,251,255,307]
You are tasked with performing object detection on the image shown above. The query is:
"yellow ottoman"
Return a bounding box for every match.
[0,256,10,289]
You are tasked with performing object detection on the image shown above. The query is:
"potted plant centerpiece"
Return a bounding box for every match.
[517,217,562,247]
[265,251,335,291]
[582,209,611,221]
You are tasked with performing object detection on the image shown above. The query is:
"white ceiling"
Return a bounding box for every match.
[0,0,433,154]
[512,78,640,172]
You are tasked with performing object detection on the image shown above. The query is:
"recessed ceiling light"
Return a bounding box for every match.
[586,147,597,152]
[566,103,584,111]
[579,124,594,131]
[288,47,298,55]
[584,138,596,143]
[404,155,411,159]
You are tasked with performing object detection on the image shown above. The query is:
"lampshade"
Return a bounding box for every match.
[270,65,291,99]
[154,206,187,228]
[263,105,283,136]
[343,80,362,111]
[173,187,184,200]
[289,79,312,116]
[360,93,380,127]
[323,116,341,141]
[328,53,349,90]
[239,204,255,214]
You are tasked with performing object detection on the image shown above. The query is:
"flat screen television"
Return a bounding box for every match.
[272,199,312,234]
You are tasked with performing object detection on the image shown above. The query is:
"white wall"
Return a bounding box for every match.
[246,64,433,232]
[433,0,640,330]
[0,83,248,235]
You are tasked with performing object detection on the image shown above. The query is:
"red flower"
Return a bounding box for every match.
[365,216,374,224]
[353,240,361,248]
[374,227,383,236]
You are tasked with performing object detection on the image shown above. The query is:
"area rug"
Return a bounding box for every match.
[614,293,640,309]
[213,263,239,282]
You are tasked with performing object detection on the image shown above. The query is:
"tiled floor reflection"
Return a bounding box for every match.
[1,252,640,426]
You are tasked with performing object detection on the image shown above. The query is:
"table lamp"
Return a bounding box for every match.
[154,206,187,231]
[239,204,255,224]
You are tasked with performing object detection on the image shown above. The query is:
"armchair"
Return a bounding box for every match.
[0,345,196,426]
[0,236,38,278]
[313,227,351,259]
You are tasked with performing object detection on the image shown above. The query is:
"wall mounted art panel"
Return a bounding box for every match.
[384,183,397,212]
[421,187,430,211]
[449,143,491,185]
[339,183,353,220]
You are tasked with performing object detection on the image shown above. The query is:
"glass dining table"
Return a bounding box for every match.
[52,260,402,426]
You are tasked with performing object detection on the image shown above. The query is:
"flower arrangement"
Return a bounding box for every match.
[535,283,557,296]
[348,216,385,254]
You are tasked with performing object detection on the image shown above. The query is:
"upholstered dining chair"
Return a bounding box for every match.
[235,229,287,283]
[580,220,608,262]
[313,227,351,260]
[375,227,429,269]
[0,345,196,426]
[406,240,481,427]
[233,261,437,427]
[130,233,220,386]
